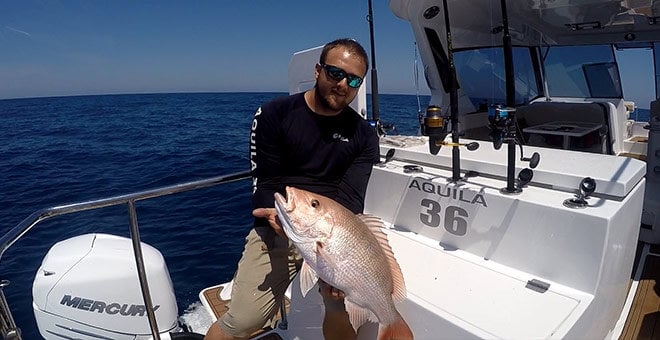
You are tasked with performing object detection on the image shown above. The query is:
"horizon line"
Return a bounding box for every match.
[0,90,432,102]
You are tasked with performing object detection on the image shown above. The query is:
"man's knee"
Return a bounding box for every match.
[218,306,272,338]
[204,321,229,340]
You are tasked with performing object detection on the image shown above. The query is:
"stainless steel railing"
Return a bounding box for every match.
[0,170,251,340]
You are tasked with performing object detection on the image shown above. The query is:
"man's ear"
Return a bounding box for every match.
[314,63,321,80]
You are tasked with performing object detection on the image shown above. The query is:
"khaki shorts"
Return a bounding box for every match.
[219,227,303,338]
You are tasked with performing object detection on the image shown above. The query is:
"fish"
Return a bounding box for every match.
[274,186,413,340]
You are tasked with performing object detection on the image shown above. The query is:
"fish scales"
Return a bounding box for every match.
[323,210,397,322]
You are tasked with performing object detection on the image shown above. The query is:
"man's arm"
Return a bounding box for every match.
[250,104,288,234]
[250,104,284,206]
[336,128,380,213]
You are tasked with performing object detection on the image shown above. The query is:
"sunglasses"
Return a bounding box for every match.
[320,63,364,88]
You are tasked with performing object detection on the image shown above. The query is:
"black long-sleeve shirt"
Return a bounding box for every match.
[249,92,380,228]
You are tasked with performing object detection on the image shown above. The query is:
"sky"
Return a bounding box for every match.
[0,1,424,100]
[0,2,656,108]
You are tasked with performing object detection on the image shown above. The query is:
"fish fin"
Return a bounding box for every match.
[315,239,339,276]
[377,313,414,340]
[299,261,318,298]
[344,298,373,332]
[357,214,385,228]
[358,214,407,302]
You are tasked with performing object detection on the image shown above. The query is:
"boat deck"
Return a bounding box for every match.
[202,243,659,339]
[620,243,660,340]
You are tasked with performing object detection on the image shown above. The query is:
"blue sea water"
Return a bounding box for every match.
[0,92,426,338]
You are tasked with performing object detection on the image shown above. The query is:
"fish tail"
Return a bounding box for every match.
[377,314,413,340]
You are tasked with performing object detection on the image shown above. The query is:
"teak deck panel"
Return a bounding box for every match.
[202,286,289,339]
[620,244,660,340]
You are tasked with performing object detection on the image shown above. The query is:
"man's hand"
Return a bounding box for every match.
[252,208,287,239]
[318,279,346,311]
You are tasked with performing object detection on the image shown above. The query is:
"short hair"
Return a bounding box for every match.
[319,38,369,75]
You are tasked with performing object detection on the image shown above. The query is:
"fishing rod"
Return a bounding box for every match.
[367,0,382,134]
[501,0,519,193]
[489,0,539,193]
[442,0,469,182]
[421,1,480,181]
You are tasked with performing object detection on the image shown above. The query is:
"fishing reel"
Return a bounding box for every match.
[421,105,479,155]
[488,105,517,150]
[488,104,542,193]
[488,105,539,168]
[420,105,449,155]
[369,119,398,137]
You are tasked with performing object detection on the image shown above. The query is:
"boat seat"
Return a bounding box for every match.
[516,101,611,154]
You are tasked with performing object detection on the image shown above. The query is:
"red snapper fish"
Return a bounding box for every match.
[274,186,413,340]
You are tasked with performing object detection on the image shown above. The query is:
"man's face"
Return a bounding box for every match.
[314,46,367,113]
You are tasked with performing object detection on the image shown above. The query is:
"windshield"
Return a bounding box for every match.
[452,45,624,110]
[543,45,622,98]
[453,47,538,109]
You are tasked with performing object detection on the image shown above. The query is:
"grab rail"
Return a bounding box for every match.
[0,170,251,340]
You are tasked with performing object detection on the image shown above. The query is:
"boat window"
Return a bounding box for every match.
[543,45,622,98]
[453,47,538,110]
[582,62,622,98]
[615,45,656,111]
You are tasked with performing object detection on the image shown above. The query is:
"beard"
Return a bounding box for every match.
[315,83,356,113]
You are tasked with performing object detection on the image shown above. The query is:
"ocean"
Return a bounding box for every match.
[0,92,426,338]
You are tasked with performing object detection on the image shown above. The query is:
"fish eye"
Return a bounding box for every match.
[311,199,320,208]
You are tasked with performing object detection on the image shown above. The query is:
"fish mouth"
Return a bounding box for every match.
[273,187,292,213]
[274,187,296,239]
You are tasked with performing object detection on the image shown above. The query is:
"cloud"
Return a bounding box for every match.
[5,26,31,37]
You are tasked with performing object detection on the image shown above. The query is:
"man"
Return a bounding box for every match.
[205,38,380,340]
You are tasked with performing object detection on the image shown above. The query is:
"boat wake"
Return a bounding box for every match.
[179,301,214,334]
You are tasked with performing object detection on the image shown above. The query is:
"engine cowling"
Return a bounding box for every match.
[33,233,179,339]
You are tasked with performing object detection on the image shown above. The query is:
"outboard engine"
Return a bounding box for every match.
[33,233,179,339]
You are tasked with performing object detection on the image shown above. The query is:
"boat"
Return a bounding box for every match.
[1,0,659,339]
